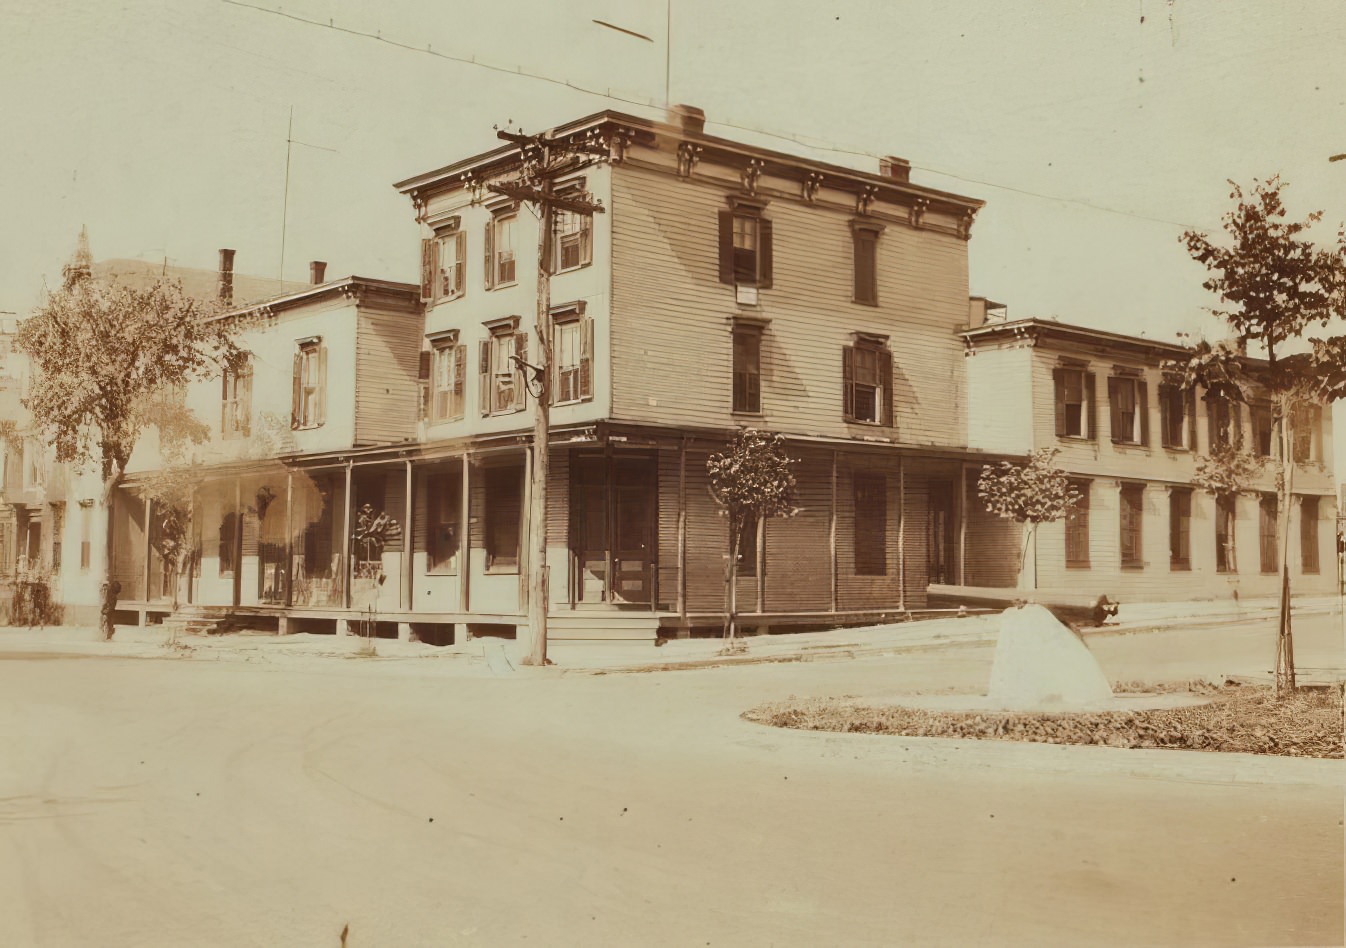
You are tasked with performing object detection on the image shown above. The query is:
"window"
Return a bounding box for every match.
[717,203,773,288]
[1291,403,1322,464]
[1206,396,1240,452]
[1159,383,1194,449]
[22,438,41,491]
[1169,489,1191,570]
[1300,496,1320,574]
[484,465,522,571]
[1215,495,1237,573]
[736,510,758,578]
[1065,479,1091,568]
[221,357,252,439]
[426,470,461,574]
[851,220,882,306]
[552,312,594,405]
[732,326,762,414]
[219,510,238,575]
[1258,495,1278,574]
[1119,483,1144,568]
[479,328,527,415]
[1108,375,1149,445]
[291,340,326,430]
[1251,401,1274,457]
[79,503,92,570]
[485,211,517,288]
[50,503,63,575]
[853,472,887,576]
[430,340,466,423]
[843,339,893,425]
[437,230,466,300]
[1053,367,1095,440]
[553,210,592,272]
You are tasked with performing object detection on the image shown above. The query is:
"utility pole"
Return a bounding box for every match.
[487,127,606,666]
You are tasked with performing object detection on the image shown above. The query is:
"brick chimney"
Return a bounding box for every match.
[667,103,706,135]
[218,249,235,304]
[309,261,327,284]
[879,156,911,182]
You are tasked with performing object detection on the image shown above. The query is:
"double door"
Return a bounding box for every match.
[570,453,657,606]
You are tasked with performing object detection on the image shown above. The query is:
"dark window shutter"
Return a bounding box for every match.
[513,332,528,411]
[1107,376,1121,442]
[1138,380,1149,446]
[880,349,894,427]
[418,350,431,381]
[479,339,491,416]
[316,345,328,426]
[240,364,252,437]
[842,346,855,420]
[579,317,594,400]
[1206,396,1218,451]
[1084,373,1097,440]
[854,231,877,305]
[1053,368,1066,437]
[717,210,734,284]
[758,218,773,289]
[1158,385,1171,446]
[484,220,494,289]
[420,238,435,301]
[454,232,466,295]
[453,345,466,418]
[1314,405,1323,462]
[291,351,302,430]
[1186,389,1197,449]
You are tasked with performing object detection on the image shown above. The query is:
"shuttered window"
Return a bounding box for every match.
[553,315,593,405]
[430,342,466,423]
[843,343,893,426]
[1259,494,1278,574]
[1169,489,1191,570]
[1065,479,1091,568]
[732,327,762,414]
[717,207,773,288]
[1291,403,1322,463]
[1215,495,1237,573]
[1054,367,1095,440]
[485,213,517,288]
[851,221,882,306]
[1120,483,1144,568]
[1300,496,1320,574]
[221,357,252,439]
[1108,376,1149,445]
[480,330,527,415]
[1207,396,1241,451]
[291,341,326,430]
[426,469,461,574]
[437,231,466,300]
[853,472,887,576]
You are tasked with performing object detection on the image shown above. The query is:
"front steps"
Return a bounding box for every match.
[545,611,662,642]
[160,606,246,638]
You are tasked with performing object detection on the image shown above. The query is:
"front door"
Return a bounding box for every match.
[928,480,956,585]
[570,453,657,606]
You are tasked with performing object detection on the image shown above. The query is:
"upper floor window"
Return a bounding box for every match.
[1206,395,1241,452]
[851,220,883,306]
[420,227,466,303]
[552,308,594,405]
[430,338,466,423]
[717,200,773,288]
[553,210,593,273]
[732,325,762,414]
[1251,400,1274,457]
[1291,402,1323,464]
[221,357,252,439]
[1053,366,1095,440]
[291,339,326,430]
[479,325,527,416]
[485,211,517,288]
[843,336,893,426]
[1159,381,1194,449]
[1108,374,1149,446]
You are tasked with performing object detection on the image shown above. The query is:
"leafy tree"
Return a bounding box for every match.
[978,448,1080,589]
[707,429,797,651]
[16,237,240,639]
[137,464,200,635]
[1172,176,1346,695]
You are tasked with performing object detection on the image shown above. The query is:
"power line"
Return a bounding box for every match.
[221,0,1213,232]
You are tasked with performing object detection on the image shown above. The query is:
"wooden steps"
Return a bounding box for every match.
[546,611,661,642]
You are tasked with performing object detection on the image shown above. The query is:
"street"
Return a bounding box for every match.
[0,614,1341,947]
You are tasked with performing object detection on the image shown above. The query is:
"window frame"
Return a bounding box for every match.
[221,356,252,440]
[1169,488,1192,571]
[425,469,462,575]
[1206,395,1241,452]
[49,502,63,575]
[484,464,522,573]
[553,209,593,274]
[551,306,593,406]
[1258,493,1278,574]
[486,210,518,289]
[717,198,773,289]
[429,337,466,424]
[292,339,326,431]
[851,219,883,306]
[479,320,528,417]
[732,324,763,415]
[843,336,893,427]
[1054,366,1095,441]
[1158,382,1195,450]
[1108,374,1149,446]
[436,228,467,302]
[1119,482,1144,569]
[1300,495,1321,574]
[736,509,759,579]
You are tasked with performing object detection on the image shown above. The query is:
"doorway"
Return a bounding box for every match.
[928,480,956,586]
[570,452,658,606]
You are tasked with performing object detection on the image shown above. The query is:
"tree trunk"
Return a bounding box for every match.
[99,463,122,641]
[1017,523,1037,593]
[723,512,740,646]
[1275,399,1297,695]
[523,189,553,667]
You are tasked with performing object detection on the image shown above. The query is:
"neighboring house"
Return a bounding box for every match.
[962,316,1338,600]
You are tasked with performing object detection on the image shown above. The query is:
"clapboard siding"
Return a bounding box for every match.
[966,345,1034,454]
[354,305,421,446]
[684,448,725,613]
[763,453,832,613]
[656,447,680,611]
[962,473,1022,588]
[610,162,970,445]
[546,449,569,606]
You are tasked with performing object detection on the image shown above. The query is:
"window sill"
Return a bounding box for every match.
[1161,444,1192,453]
[1057,435,1093,444]
[293,424,324,432]
[1303,569,1321,576]
[488,281,518,291]
[1121,563,1145,571]
[486,409,525,418]
[844,418,886,428]
[553,263,590,276]
[425,569,459,577]
[851,298,879,308]
[431,293,464,305]
[1065,562,1091,570]
[1110,440,1148,450]
[429,416,466,426]
[731,410,764,418]
[484,566,520,576]
[554,397,593,409]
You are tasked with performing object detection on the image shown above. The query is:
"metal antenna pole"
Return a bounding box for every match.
[280,106,294,281]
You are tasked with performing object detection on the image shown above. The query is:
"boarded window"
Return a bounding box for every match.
[732,327,761,414]
[485,465,522,571]
[1259,495,1278,574]
[1065,479,1091,568]
[1119,483,1144,568]
[1169,489,1191,570]
[852,223,880,305]
[1053,367,1095,439]
[853,472,887,576]
[843,343,893,426]
[430,342,466,423]
[1300,496,1320,574]
[1215,495,1237,573]
[426,469,461,574]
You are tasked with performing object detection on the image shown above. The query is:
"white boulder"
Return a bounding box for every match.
[986,603,1115,711]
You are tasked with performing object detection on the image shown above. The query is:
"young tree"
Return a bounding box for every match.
[1173,176,1346,695]
[707,429,797,651]
[16,237,240,639]
[138,464,200,631]
[978,448,1081,589]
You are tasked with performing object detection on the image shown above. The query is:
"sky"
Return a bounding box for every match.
[2,2,1345,428]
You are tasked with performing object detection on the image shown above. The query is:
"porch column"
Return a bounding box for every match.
[829,451,838,613]
[283,470,294,609]
[402,458,414,611]
[957,462,968,587]
[459,454,471,616]
[755,510,766,613]
[232,478,242,608]
[142,495,153,604]
[897,457,906,612]
[677,438,687,622]
[341,460,352,612]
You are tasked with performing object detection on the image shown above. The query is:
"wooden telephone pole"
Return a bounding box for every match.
[487,127,606,666]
